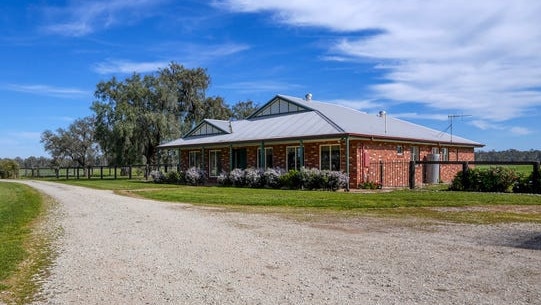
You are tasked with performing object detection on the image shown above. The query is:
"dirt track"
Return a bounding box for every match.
[17,180,541,305]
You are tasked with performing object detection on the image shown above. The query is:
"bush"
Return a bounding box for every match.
[150,170,166,183]
[279,170,302,189]
[229,168,245,186]
[359,181,382,190]
[450,166,519,193]
[185,167,207,185]
[165,171,181,184]
[217,171,232,186]
[326,170,349,191]
[263,168,283,188]
[0,159,20,179]
[244,168,264,188]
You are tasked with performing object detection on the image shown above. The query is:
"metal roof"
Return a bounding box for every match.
[159,94,483,148]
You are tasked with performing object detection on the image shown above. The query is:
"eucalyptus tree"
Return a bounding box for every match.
[231,100,258,119]
[92,62,230,166]
[40,116,100,169]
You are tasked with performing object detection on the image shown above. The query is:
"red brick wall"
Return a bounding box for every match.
[177,140,475,188]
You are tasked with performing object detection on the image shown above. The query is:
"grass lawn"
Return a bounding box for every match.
[50,179,541,224]
[0,182,51,304]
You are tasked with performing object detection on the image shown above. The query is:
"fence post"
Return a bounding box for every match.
[379,161,384,187]
[461,162,469,190]
[129,166,132,179]
[533,161,540,193]
[76,167,80,179]
[114,166,117,179]
[100,166,103,179]
[409,161,416,189]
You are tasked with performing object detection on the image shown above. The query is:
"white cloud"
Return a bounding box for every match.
[220,0,541,123]
[217,80,303,93]
[93,60,170,74]
[42,0,168,36]
[3,84,89,98]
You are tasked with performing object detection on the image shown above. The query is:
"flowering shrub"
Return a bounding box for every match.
[217,171,232,186]
[185,167,207,186]
[150,170,166,183]
[326,170,349,191]
[263,168,284,188]
[244,167,264,188]
[229,168,245,186]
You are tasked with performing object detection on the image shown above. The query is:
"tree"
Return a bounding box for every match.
[92,62,228,165]
[0,159,20,179]
[231,100,258,119]
[41,116,100,168]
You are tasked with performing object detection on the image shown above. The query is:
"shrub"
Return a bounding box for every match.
[263,168,283,188]
[165,171,181,184]
[150,170,166,183]
[217,171,232,186]
[0,159,20,179]
[359,181,382,190]
[279,170,302,189]
[229,168,245,186]
[185,167,207,185]
[450,166,519,193]
[244,167,264,188]
[326,170,349,191]
[301,168,325,190]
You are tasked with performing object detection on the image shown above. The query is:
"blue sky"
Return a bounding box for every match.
[1,0,540,158]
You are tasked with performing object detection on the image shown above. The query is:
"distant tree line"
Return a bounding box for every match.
[37,62,258,169]
[475,149,541,162]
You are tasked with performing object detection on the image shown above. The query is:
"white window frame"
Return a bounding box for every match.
[208,150,222,177]
[411,146,420,161]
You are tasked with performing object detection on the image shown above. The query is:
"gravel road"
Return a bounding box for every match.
[16,180,541,304]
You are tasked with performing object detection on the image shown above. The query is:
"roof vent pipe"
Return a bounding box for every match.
[305,93,312,101]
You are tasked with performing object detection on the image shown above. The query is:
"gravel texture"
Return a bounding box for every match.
[15,180,541,304]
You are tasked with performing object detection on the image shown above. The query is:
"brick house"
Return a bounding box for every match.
[158,94,484,188]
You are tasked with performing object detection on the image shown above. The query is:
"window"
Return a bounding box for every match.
[411,146,420,161]
[188,151,202,168]
[397,145,404,155]
[257,148,273,169]
[209,150,222,177]
[286,146,303,171]
[441,148,449,161]
[320,145,340,171]
[432,147,439,154]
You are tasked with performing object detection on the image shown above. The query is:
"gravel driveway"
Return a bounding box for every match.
[17,180,541,304]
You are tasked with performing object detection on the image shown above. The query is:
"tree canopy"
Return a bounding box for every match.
[40,116,99,168]
[92,62,231,165]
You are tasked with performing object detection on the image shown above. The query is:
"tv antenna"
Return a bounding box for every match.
[446,114,472,142]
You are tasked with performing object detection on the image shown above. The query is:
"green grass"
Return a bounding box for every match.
[47,179,541,224]
[0,182,50,304]
[476,164,534,176]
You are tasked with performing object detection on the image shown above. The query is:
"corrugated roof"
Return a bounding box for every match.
[159,94,483,148]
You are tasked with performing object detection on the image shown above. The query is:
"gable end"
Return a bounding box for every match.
[248,96,311,119]
[184,121,229,138]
